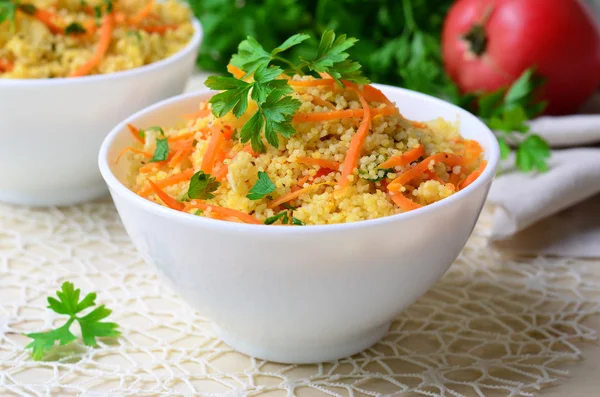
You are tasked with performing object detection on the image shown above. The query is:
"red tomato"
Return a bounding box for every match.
[442,0,600,115]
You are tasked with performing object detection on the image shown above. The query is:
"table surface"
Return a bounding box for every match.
[0,76,599,397]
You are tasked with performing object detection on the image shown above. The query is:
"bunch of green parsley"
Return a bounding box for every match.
[188,0,550,171]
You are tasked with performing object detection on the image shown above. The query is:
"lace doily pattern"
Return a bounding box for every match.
[0,199,599,396]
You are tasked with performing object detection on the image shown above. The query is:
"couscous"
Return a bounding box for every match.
[120,31,486,226]
[0,0,194,78]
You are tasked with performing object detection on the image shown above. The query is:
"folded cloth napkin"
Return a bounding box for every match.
[487,93,600,257]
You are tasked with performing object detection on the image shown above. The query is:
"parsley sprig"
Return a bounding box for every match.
[183,171,221,200]
[246,171,276,200]
[475,68,550,172]
[205,30,369,153]
[25,282,120,361]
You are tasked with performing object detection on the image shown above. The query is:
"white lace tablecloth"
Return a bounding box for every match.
[1,198,600,397]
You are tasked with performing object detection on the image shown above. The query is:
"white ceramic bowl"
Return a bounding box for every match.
[0,20,202,207]
[99,85,500,364]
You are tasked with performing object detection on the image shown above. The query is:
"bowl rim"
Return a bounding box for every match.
[0,18,202,86]
[99,84,500,234]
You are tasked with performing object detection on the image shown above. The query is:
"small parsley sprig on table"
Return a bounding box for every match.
[25,282,120,361]
[205,30,369,154]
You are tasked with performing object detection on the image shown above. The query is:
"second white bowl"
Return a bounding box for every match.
[0,19,202,207]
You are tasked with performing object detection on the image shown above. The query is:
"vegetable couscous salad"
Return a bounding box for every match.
[0,0,194,78]
[120,31,486,226]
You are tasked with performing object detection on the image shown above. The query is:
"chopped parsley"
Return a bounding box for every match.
[246,171,276,200]
[359,167,394,182]
[65,22,87,35]
[150,138,169,162]
[0,1,17,24]
[265,211,287,225]
[144,126,165,136]
[18,3,37,15]
[184,171,221,200]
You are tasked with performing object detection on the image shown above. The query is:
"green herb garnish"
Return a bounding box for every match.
[476,68,550,171]
[194,209,203,215]
[184,171,221,200]
[0,1,17,24]
[19,3,37,15]
[25,282,120,361]
[65,22,87,35]
[150,138,169,162]
[292,217,304,225]
[264,211,287,225]
[205,30,368,153]
[246,171,276,200]
[360,167,394,182]
[144,126,165,137]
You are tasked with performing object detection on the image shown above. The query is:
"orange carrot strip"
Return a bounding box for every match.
[117,147,152,163]
[338,87,372,190]
[289,79,336,87]
[342,81,394,107]
[127,124,145,144]
[390,192,422,211]
[188,201,261,224]
[138,168,195,196]
[459,160,487,190]
[269,183,329,209]
[0,59,14,72]
[296,157,340,170]
[32,8,64,34]
[293,106,395,123]
[113,11,127,24]
[387,153,466,192]
[378,145,425,169]
[182,108,211,120]
[201,126,224,174]
[128,0,154,25]
[140,24,179,34]
[310,95,336,110]
[227,64,245,79]
[69,13,113,77]
[412,121,428,129]
[449,171,462,187]
[168,149,189,168]
[291,175,311,193]
[148,180,185,211]
[222,125,235,140]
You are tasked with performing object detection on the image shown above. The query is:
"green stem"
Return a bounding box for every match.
[402,0,417,33]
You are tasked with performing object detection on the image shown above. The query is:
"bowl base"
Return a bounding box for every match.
[213,322,391,364]
[0,183,109,207]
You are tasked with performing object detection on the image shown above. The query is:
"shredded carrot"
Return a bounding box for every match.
[291,175,311,193]
[448,171,462,187]
[424,170,442,182]
[138,168,195,196]
[310,95,337,110]
[459,160,487,190]
[117,147,152,163]
[412,121,428,129]
[128,0,154,26]
[296,157,340,170]
[201,126,224,174]
[343,81,394,107]
[464,140,483,169]
[378,145,425,169]
[289,79,336,87]
[268,183,329,209]
[148,180,185,211]
[140,24,178,34]
[182,108,211,120]
[338,87,372,190]
[387,153,466,192]
[32,8,64,34]
[227,64,245,79]
[390,193,423,211]
[187,201,262,224]
[113,11,127,24]
[313,167,337,179]
[139,161,163,173]
[79,19,98,39]
[168,149,191,168]
[222,125,235,140]
[293,105,394,123]
[69,13,113,77]
[0,59,14,72]
[168,133,195,143]
[127,124,145,144]
[213,145,256,181]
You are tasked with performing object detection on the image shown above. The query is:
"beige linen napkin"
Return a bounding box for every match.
[487,93,600,257]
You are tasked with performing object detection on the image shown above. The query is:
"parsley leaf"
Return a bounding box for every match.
[264,211,287,225]
[65,22,87,35]
[144,126,165,137]
[0,1,17,24]
[247,171,276,200]
[150,138,169,162]
[184,170,221,200]
[516,135,550,172]
[18,3,37,15]
[25,282,120,361]
[303,30,369,85]
[292,217,304,225]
